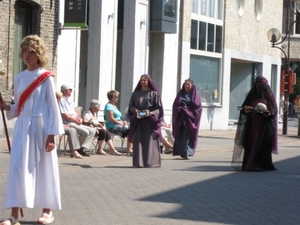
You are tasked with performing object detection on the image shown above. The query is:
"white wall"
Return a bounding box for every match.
[56,1,81,105]
[86,0,118,109]
[120,0,150,113]
[56,30,81,105]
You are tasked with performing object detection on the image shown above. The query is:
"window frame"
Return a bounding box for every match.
[236,0,245,16]
[293,2,300,36]
[189,54,223,106]
[192,0,224,21]
[255,0,263,21]
[189,0,224,106]
[190,19,223,54]
[283,1,300,37]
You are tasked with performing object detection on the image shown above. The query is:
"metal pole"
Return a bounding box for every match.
[298,116,300,136]
[282,0,292,135]
[283,92,288,135]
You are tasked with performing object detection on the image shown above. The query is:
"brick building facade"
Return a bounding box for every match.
[0,0,58,136]
[0,0,58,101]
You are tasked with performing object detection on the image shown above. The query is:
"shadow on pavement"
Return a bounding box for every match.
[138,156,300,225]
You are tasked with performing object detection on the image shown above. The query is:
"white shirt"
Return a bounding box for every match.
[59,96,76,124]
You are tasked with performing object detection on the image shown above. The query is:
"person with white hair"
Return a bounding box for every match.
[83,99,121,155]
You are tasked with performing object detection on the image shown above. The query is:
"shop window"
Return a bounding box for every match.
[190,55,221,104]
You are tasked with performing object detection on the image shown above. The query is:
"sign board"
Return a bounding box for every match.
[150,0,177,33]
[64,0,88,28]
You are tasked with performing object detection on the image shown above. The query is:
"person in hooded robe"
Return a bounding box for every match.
[232,76,278,171]
[172,78,202,159]
[127,74,163,168]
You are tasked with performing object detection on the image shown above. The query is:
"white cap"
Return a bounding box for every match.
[61,84,73,92]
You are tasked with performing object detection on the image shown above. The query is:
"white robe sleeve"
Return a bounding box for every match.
[6,104,18,120]
[45,77,64,135]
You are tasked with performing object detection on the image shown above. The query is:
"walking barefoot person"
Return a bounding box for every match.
[0,35,64,225]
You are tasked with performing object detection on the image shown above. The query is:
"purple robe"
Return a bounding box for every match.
[128,74,163,167]
[172,82,202,156]
[232,76,278,171]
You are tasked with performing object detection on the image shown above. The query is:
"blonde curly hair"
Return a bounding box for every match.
[19,35,49,67]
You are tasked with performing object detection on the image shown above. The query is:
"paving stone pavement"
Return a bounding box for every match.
[0,127,299,225]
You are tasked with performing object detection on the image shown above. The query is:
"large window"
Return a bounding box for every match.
[164,0,176,19]
[283,1,300,36]
[192,0,223,20]
[190,55,221,104]
[270,64,278,97]
[191,20,222,53]
[190,0,224,105]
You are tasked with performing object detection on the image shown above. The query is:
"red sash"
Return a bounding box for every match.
[17,71,54,114]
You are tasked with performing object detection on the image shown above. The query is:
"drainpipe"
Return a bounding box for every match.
[177,0,184,91]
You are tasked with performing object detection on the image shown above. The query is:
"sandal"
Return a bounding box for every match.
[125,149,133,156]
[0,216,20,225]
[109,149,121,156]
[164,149,173,154]
[96,149,107,155]
[36,212,54,224]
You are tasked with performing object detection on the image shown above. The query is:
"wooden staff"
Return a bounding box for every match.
[0,93,24,217]
[0,93,11,152]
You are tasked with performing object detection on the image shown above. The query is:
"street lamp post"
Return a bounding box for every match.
[267,0,300,135]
